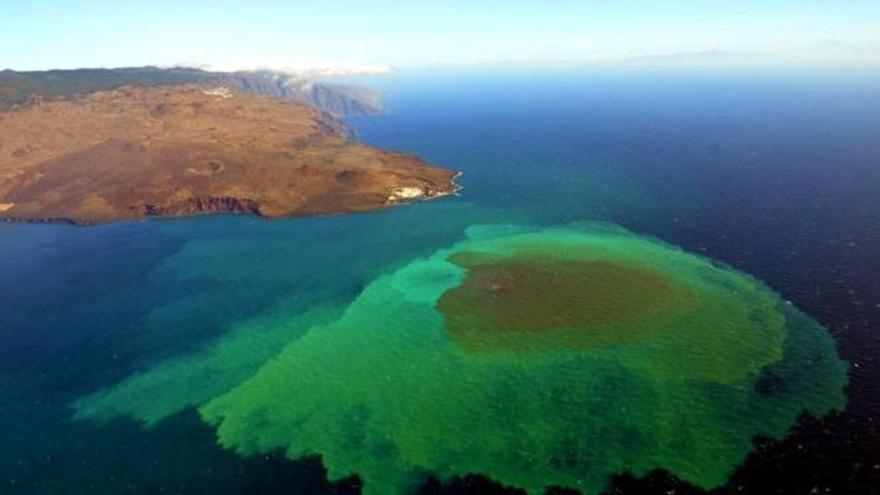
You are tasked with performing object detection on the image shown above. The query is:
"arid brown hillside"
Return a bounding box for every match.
[0,85,456,224]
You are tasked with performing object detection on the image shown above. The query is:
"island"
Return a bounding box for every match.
[0,84,457,224]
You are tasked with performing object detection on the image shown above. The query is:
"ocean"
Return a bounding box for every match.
[1,69,878,494]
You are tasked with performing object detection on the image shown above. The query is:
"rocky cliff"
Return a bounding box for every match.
[0,67,384,117]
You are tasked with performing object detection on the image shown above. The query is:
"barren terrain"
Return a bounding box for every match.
[0,85,456,224]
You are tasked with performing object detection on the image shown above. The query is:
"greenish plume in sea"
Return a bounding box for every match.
[76,223,847,494]
[73,302,345,426]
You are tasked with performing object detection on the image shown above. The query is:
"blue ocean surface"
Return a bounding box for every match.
[1,70,878,494]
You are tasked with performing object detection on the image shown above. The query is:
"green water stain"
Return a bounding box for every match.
[192,223,847,495]
[73,301,345,426]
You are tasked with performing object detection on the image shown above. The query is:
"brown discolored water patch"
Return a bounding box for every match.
[437,251,685,350]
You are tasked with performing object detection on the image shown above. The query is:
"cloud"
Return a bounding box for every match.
[199,60,393,77]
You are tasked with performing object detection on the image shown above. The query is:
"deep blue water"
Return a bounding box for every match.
[1,70,879,494]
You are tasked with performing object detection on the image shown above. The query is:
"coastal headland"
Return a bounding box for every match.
[0,84,457,224]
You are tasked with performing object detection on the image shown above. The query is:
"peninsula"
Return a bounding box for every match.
[0,84,457,224]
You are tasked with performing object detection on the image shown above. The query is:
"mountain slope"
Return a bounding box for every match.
[0,67,384,117]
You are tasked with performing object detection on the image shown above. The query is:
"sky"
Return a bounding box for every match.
[2,0,879,72]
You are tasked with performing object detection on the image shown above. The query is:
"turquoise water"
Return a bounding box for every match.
[1,70,878,494]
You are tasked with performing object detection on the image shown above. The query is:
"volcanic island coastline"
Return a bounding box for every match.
[0,84,459,225]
